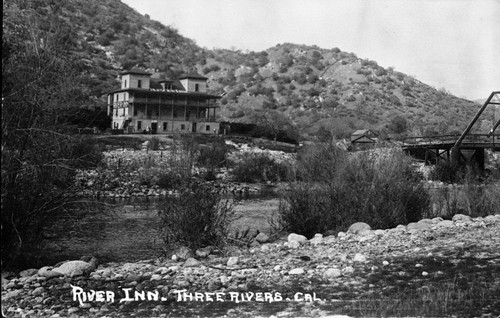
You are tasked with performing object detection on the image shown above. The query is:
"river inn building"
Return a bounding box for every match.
[107,70,221,134]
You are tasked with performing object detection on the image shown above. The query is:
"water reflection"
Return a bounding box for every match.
[43,189,278,265]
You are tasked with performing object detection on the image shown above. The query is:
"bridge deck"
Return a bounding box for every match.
[402,134,500,151]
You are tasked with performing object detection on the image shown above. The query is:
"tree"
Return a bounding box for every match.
[250,111,299,143]
[388,115,409,134]
[2,0,102,269]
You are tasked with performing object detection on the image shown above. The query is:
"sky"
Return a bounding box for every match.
[121,0,499,101]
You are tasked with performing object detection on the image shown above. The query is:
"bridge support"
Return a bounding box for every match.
[451,147,461,166]
[450,147,485,171]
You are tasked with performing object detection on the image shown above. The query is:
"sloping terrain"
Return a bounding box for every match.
[3,0,494,140]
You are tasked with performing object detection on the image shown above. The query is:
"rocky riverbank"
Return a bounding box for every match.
[3,214,500,317]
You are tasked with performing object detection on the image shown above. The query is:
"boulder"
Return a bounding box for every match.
[353,253,367,262]
[184,258,202,267]
[288,268,305,275]
[227,257,239,267]
[254,232,270,244]
[37,266,63,279]
[53,260,96,277]
[437,220,454,228]
[309,234,323,245]
[288,233,308,243]
[323,268,342,278]
[348,222,371,234]
[407,221,431,231]
[452,214,472,223]
[195,246,213,258]
[19,269,38,277]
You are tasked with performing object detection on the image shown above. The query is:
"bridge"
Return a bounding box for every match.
[402,91,500,170]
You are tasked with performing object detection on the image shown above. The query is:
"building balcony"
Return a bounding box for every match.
[129,115,218,122]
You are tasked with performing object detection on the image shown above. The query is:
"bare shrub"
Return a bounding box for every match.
[157,181,234,251]
[231,153,291,183]
[277,146,430,237]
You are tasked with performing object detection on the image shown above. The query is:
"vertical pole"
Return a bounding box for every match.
[475,148,485,171]
[451,147,461,166]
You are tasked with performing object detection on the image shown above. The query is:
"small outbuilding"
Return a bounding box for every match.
[351,129,378,149]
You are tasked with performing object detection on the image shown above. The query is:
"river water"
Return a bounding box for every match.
[43,190,279,266]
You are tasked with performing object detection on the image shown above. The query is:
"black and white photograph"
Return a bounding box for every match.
[2,0,500,317]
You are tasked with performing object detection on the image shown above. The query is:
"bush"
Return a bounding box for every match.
[277,147,430,237]
[429,161,462,184]
[432,180,500,219]
[232,153,291,183]
[157,182,234,250]
[147,137,162,151]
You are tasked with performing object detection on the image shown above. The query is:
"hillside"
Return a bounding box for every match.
[3,0,494,140]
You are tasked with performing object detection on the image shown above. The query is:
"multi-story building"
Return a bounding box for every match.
[107,70,221,134]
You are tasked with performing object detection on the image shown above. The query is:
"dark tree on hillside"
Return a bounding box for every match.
[388,115,409,134]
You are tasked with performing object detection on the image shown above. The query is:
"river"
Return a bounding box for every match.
[43,191,280,266]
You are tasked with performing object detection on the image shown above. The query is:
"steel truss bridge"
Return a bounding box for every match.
[402,91,500,170]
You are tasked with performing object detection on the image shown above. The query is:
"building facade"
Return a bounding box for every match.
[107,70,221,134]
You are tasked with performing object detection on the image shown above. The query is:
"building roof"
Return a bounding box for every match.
[108,87,222,99]
[352,129,375,136]
[120,69,152,76]
[351,129,378,143]
[178,72,208,80]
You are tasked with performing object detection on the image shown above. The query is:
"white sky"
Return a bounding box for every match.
[122,0,499,100]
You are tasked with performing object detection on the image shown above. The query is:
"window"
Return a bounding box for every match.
[206,125,210,131]
[163,122,168,131]
[181,124,185,130]
[124,80,127,88]
[195,83,199,92]
[137,121,142,130]
[137,80,142,88]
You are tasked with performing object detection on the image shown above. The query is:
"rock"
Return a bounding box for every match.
[260,244,270,251]
[407,221,431,231]
[288,233,308,243]
[37,267,63,279]
[289,268,305,275]
[394,224,407,232]
[437,220,454,228]
[357,229,373,237]
[342,266,355,274]
[19,269,38,277]
[184,258,202,267]
[227,257,239,267]
[255,232,270,244]
[53,260,96,277]
[348,222,371,234]
[453,214,472,223]
[220,275,230,285]
[32,287,44,296]
[195,246,213,258]
[431,217,444,223]
[324,229,336,237]
[353,253,367,262]
[288,241,301,249]
[173,246,195,261]
[323,268,342,278]
[309,234,323,245]
[3,289,23,300]
[207,280,222,291]
[373,229,385,236]
[418,218,433,225]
